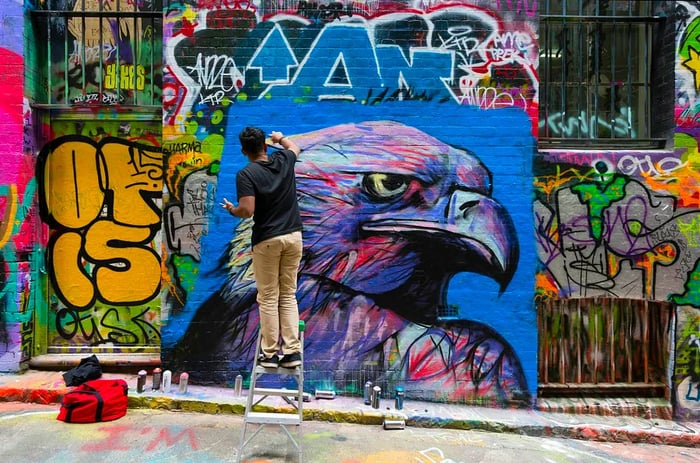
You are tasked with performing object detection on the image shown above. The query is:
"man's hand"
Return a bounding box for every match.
[269,131,301,157]
[270,131,285,144]
[220,197,234,213]
[221,196,254,218]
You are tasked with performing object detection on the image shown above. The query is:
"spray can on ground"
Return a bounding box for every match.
[363,381,373,405]
[383,418,406,430]
[395,386,404,410]
[371,385,381,409]
[137,370,147,393]
[234,374,243,397]
[152,368,162,391]
[178,372,189,394]
[162,370,172,393]
[314,390,336,399]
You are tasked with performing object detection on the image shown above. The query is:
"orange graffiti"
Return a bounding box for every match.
[534,166,596,200]
[643,164,700,208]
[39,136,164,309]
[535,271,559,300]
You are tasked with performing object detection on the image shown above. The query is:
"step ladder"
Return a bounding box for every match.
[237,320,305,463]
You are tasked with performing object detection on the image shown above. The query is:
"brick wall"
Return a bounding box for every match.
[159,0,538,407]
[0,0,30,372]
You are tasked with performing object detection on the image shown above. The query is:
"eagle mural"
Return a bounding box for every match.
[171,121,529,405]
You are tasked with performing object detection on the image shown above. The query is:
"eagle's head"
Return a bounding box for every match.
[293,121,518,323]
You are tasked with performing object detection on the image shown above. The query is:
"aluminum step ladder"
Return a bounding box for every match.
[237,320,305,463]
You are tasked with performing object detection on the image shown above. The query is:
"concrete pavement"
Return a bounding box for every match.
[1,369,699,449]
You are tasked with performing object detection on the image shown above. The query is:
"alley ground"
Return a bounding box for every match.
[1,402,699,463]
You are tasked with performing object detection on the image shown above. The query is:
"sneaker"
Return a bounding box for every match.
[259,355,279,368]
[279,353,302,368]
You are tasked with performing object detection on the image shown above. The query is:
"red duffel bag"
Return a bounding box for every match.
[57,378,128,423]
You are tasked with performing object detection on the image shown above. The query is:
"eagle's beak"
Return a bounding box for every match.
[361,189,519,291]
[443,190,519,290]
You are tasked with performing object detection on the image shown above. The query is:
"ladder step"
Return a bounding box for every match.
[252,387,300,397]
[246,412,301,425]
[254,365,302,375]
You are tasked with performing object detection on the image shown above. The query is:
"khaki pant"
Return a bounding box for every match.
[252,231,303,357]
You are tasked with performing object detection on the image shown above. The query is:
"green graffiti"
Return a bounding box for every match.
[675,313,700,380]
[211,109,224,125]
[54,302,161,346]
[679,216,700,248]
[0,179,38,325]
[571,175,627,240]
[671,258,700,308]
[679,17,700,60]
[173,254,199,294]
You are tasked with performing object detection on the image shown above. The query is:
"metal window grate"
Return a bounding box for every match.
[31,0,162,107]
[538,298,672,397]
[539,0,664,148]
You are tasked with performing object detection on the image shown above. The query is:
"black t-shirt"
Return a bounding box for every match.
[236,149,302,246]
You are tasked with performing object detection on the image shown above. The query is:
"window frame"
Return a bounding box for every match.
[29,0,162,109]
[538,1,669,150]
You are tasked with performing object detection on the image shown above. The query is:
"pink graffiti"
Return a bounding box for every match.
[0,47,25,187]
[81,425,198,452]
[197,0,256,10]
[495,0,538,17]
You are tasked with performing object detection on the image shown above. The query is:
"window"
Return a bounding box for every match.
[30,0,162,107]
[539,1,669,148]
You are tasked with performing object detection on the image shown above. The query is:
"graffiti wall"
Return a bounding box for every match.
[5,0,698,415]
[36,123,164,352]
[29,0,165,355]
[673,1,700,421]
[0,0,33,372]
[531,0,700,419]
[160,0,538,406]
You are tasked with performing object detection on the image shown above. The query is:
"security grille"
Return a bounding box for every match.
[31,0,162,107]
[539,0,665,148]
[538,298,672,397]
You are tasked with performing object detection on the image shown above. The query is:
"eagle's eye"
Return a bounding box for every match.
[362,173,410,201]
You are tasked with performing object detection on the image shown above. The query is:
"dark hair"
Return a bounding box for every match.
[239,126,266,155]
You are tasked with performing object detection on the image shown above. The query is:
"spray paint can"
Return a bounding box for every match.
[152,368,162,391]
[137,370,147,393]
[162,370,172,393]
[363,381,373,405]
[395,386,404,410]
[178,372,189,394]
[371,385,381,409]
[314,390,336,399]
[383,418,406,430]
[234,374,243,397]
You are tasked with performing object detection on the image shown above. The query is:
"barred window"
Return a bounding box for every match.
[30,0,162,107]
[539,1,668,148]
